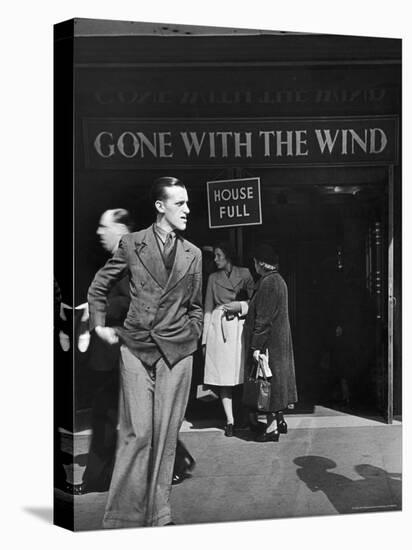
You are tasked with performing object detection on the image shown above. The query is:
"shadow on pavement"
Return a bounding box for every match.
[188,418,223,430]
[294,456,401,514]
[231,428,258,442]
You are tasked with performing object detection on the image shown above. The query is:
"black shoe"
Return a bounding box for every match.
[255,430,279,442]
[277,420,288,434]
[175,440,196,472]
[224,423,234,437]
[172,472,189,485]
[59,482,87,495]
[184,455,196,472]
[74,483,87,495]
[165,522,175,526]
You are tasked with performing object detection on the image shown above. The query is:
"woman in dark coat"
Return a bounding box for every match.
[244,244,298,442]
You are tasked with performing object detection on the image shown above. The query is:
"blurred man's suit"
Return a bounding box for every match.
[88,226,202,527]
[82,275,129,492]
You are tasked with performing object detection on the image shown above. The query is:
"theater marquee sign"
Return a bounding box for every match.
[83,116,399,169]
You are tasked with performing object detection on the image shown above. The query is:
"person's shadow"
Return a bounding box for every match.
[294,456,401,514]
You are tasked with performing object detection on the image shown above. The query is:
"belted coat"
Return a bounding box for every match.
[88,225,203,367]
[202,266,254,386]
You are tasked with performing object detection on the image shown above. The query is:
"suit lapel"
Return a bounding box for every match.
[134,227,168,288]
[163,237,194,295]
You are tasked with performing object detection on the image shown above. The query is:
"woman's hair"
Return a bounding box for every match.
[213,241,237,265]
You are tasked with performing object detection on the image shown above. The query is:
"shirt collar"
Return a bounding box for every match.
[153,223,176,244]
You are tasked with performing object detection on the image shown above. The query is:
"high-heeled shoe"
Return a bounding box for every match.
[255,430,279,442]
[277,420,288,434]
[172,472,190,485]
[224,423,234,437]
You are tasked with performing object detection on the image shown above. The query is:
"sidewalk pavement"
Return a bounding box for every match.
[59,409,402,530]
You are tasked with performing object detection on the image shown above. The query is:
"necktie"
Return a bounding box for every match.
[163,232,175,263]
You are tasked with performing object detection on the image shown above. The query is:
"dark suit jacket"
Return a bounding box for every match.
[88,225,203,367]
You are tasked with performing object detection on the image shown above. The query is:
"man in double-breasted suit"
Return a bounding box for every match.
[88,177,202,528]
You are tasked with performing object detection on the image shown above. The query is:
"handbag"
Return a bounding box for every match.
[242,354,272,412]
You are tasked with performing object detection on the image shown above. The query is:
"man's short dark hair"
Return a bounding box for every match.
[111,208,134,231]
[151,176,185,204]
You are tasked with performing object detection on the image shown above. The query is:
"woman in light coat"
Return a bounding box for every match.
[202,243,255,436]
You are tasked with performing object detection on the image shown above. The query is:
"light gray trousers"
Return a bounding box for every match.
[102,346,193,528]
